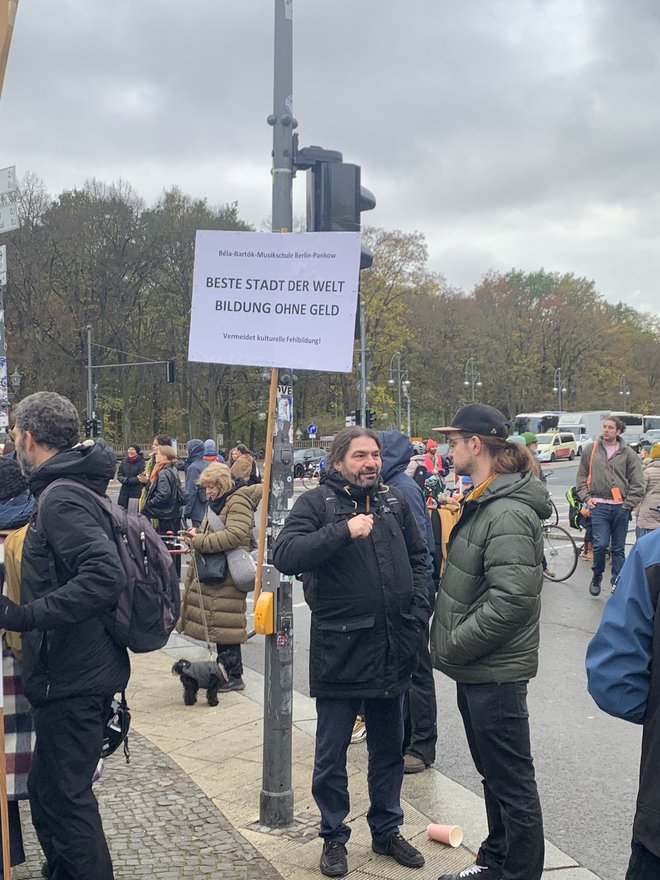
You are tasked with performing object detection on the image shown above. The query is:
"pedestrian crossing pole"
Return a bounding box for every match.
[259,0,295,828]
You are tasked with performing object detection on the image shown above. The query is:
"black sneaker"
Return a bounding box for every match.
[439,865,500,880]
[217,676,246,692]
[320,840,348,877]
[589,574,602,597]
[372,832,425,868]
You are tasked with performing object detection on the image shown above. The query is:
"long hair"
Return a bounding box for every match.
[479,436,535,475]
[328,427,381,467]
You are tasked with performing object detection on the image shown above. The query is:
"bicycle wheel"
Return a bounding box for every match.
[543,525,578,582]
[544,498,559,526]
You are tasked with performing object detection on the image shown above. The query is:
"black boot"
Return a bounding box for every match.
[589,573,602,597]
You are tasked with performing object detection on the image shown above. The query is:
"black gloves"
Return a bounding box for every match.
[0,595,35,632]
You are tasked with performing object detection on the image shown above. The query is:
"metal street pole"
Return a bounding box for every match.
[260,0,294,829]
[86,325,95,424]
[359,293,367,427]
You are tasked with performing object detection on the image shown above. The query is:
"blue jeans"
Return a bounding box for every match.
[590,503,630,585]
[457,682,544,880]
[313,696,404,845]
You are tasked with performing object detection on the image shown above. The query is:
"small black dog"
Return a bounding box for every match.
[171,658,229,707]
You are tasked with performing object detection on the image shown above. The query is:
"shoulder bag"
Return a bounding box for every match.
[206,507,256,593]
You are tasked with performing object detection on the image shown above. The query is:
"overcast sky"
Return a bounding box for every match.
[2,0,659,314]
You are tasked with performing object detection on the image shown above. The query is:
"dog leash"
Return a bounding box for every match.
[188,551,216,660]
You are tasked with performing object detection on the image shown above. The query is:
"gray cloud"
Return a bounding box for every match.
[1,0,658,313]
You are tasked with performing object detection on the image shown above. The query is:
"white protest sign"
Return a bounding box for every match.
[188,231,362,373]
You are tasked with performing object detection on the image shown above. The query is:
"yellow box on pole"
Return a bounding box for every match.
[254,591,275,635]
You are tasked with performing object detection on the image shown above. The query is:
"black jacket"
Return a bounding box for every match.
[273,469,430,699]
[141,463,182,522]
[117,453,145,508]
[21,439,130,707]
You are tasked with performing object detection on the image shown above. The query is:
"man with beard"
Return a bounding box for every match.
[273,427,430,878]
[0,392,129,880]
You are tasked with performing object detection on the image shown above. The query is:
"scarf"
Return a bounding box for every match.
[149,459,168,484]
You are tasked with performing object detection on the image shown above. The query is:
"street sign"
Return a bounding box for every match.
[0,166,16,198]
[307,423,317,436]
[0,202,19,234]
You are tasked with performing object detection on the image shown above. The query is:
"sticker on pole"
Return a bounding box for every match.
[188,231,362,373]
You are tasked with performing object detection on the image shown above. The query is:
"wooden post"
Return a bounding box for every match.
[0,0,19,102]
[253,369,278,603]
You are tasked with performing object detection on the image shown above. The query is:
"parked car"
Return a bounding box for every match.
[293,447,326,478]
[622,431,642,453]
[535,431,577,463]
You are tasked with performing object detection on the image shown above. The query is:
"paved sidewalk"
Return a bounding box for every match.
[14,636,602,879]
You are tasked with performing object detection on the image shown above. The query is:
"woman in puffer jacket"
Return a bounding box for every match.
[177,463,262,692]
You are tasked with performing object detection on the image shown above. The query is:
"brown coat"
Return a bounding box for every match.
[177,483,262,645]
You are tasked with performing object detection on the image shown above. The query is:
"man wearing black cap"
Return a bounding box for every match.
[430,404,551,880]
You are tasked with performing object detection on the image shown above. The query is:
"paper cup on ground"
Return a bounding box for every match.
[427,823,463,847]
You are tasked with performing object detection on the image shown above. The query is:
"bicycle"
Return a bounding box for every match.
[542,524,578,582]
[544,497,559,526]
[302,464,322,489]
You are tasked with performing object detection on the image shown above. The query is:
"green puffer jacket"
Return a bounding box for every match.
[430,471,551,683]
[177,483,262,646]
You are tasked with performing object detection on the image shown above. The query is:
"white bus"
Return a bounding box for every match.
[512,412,562,435]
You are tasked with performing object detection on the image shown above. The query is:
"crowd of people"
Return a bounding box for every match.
[0,395,658,880]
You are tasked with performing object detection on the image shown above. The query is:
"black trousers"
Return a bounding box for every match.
[29,695,114,880]
[626,839,660,880]
[403,626,437,764]
[457,681,544,880]
[216,643,243,678]
[313,696,404,845]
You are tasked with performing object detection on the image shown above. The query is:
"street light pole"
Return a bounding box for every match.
[464,357,482,402]
[618,373,631,410]
[387,352,412,433]
[552,367,567,411]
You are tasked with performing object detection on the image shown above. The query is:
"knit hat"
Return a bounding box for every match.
[204,439,218,456]
[231,455,254,482]
[650,443,660,460]
[0,457,28,501]
[425,439,437,452]
[521,432,538,446]
[128,444,141,455]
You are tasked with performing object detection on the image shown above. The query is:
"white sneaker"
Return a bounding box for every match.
[350,716,367,744]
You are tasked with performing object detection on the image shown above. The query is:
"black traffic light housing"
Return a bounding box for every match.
[296,145,376,269]
[365,409,376,429]
[166,360,176,383]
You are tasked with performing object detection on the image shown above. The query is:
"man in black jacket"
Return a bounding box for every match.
[0,392,129,880]
[273,427,430,878]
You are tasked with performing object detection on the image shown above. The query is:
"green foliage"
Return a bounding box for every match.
[3,175,659,445]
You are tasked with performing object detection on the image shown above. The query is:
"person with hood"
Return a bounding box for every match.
[273,427,430,877]
[203,439,224,463]
[116,443,145,510]
[379,430,437,774]
[0,392,129,880]
[0,456,35,874]
[183,439,210,527]
[431,404,551,880]
[178,462,262,691]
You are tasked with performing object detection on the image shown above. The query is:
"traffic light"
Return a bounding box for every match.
[354,409,362,426]
[166,360,176,383]
[85,418,93,438]
[365,409,376,429]
[297,145,376,269]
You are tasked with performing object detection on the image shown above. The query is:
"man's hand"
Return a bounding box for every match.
[347,514,374,540]
[0,596,34,632]
[587,498,596,509]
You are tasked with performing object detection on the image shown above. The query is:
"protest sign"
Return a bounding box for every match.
[188,230,361,372]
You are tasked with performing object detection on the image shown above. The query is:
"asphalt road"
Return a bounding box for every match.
[243,461,641,880]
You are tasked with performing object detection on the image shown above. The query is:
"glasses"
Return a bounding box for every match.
[448,436,469,450]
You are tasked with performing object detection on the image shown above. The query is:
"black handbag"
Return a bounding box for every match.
[195,551,227,583]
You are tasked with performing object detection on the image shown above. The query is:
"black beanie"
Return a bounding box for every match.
[0,457,28,501]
